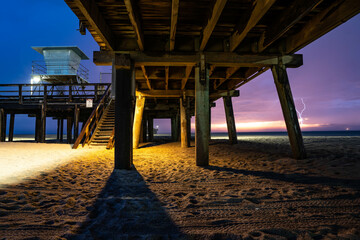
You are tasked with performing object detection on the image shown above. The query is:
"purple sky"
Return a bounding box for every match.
[1,1,359,134]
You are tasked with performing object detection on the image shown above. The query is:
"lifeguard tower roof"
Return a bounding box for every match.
[32,46,89,60]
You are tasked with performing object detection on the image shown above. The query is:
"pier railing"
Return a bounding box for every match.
[72,86,112,149]
[0,83,110,106]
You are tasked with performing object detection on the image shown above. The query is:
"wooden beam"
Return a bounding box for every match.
[180,97,190,148]
[181,65,193,90]
[141,65,152,90]
[148,117,154,141]
[214,67,240,89]
[114,62,134,169]
[200,0,228,51]
[286,0,360,54]
[165,66,169,90]
[9,113,15,142]
[208,65,216,77]
[136,89,239,98]
[170,0,180,51]
[229,0,276,52]
[271,64,306,159]
[94,51,302,68]
[260,0,322,52]
[223,96,237,144]
[133,96,145,149]
[73,0,116,50]
[66,116,72,144]
[195,56,210,166]
[124,0,145,51]
[0,109,5,142]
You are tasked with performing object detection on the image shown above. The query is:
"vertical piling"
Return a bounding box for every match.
[223,96,238,144]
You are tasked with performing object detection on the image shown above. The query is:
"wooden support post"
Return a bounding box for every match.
[9,113,15,142]
[114,55,134,170]
[223,96,238,144]
[40,104,46,143]
[271,64,306,159]
[142,115,147,142]
[19,85,23,104]
[56,119,60,140]
[74,105,80,141]
[67,117,73,144]
[180,97,190,147]
[209,105,212,141]
[148,117,154,141]
[60,118,64,143]
[0,109,6,142]
[133,96,145,149]
[195,55,210,166]
[35,113,40,142]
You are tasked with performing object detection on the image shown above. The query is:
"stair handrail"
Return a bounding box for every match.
[73,85,111,149]
[106,127,115,150]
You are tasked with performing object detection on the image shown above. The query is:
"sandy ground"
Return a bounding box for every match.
[0,136,360,239]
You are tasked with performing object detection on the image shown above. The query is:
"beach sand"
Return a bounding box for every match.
[0,136,360,239]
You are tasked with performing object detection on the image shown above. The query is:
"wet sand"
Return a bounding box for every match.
[0,136,360,239]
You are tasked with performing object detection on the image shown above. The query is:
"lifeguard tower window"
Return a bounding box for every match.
[31,46,89,84]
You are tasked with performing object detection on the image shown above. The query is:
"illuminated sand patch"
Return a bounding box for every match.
[0,142,90,186]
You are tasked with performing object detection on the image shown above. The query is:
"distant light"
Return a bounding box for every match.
[31,75,41,84]
[346,127,350,131]
[156,125,159,129]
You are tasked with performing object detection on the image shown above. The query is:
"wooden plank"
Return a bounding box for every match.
[195,56,210,166]
[271,64,306,159]
[181,66,193,90]
[165,66,169,90]
[223,96,237,144]
[124,0,145,51]
[133,96,145,149]
[260,0,322,52]
[200,0,228,51]
[141,65,152,90]
[73,0,116,50]
[114,65,134,169]
[180,97,190,148]
[229,0,276,52]
[286,0,360,53]
[170,0,180,51]
[9,113,15,142]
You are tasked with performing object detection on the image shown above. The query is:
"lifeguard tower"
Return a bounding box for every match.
[31,46,89,85]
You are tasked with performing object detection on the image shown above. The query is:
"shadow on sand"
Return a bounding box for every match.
[203,165,360,190]
[66,168,186,239]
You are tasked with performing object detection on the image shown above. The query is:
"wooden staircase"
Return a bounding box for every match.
[89,100,115,147]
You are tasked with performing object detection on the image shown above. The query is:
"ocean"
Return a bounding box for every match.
[4,131,360,142]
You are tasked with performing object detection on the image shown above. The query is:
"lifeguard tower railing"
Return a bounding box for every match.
[0,83,110,105]
[32,60,89,83]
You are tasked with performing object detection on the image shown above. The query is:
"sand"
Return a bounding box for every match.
[0,136,360,239]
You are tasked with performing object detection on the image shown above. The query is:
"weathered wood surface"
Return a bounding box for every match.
[0,109,5,142]
[180,97,190,148]
[114,67,134,169]
[223,96,237,145]
[8,113,15,142]
[170,0,179,51]
[195,57,210,166]
[133,96,145,149]
[272,64,306,159]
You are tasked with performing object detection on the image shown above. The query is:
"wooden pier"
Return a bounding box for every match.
[0,83,110,143]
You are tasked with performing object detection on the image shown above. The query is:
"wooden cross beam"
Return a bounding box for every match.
[259,0,323,52]
[285,0,360,54]
[124,0,144,51]
[165,66,169,90]
[170,0,180,51]
[140,66,152,90]
[136,89,239,98]
[200,0,228,51]
[72,0,116,50]
[94,51,303,68]
[181,65,193,90]
[229,0,276,52]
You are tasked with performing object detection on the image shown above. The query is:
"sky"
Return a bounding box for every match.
[0,1,359,134]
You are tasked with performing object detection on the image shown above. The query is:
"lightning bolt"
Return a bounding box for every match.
[296,98,306,126]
